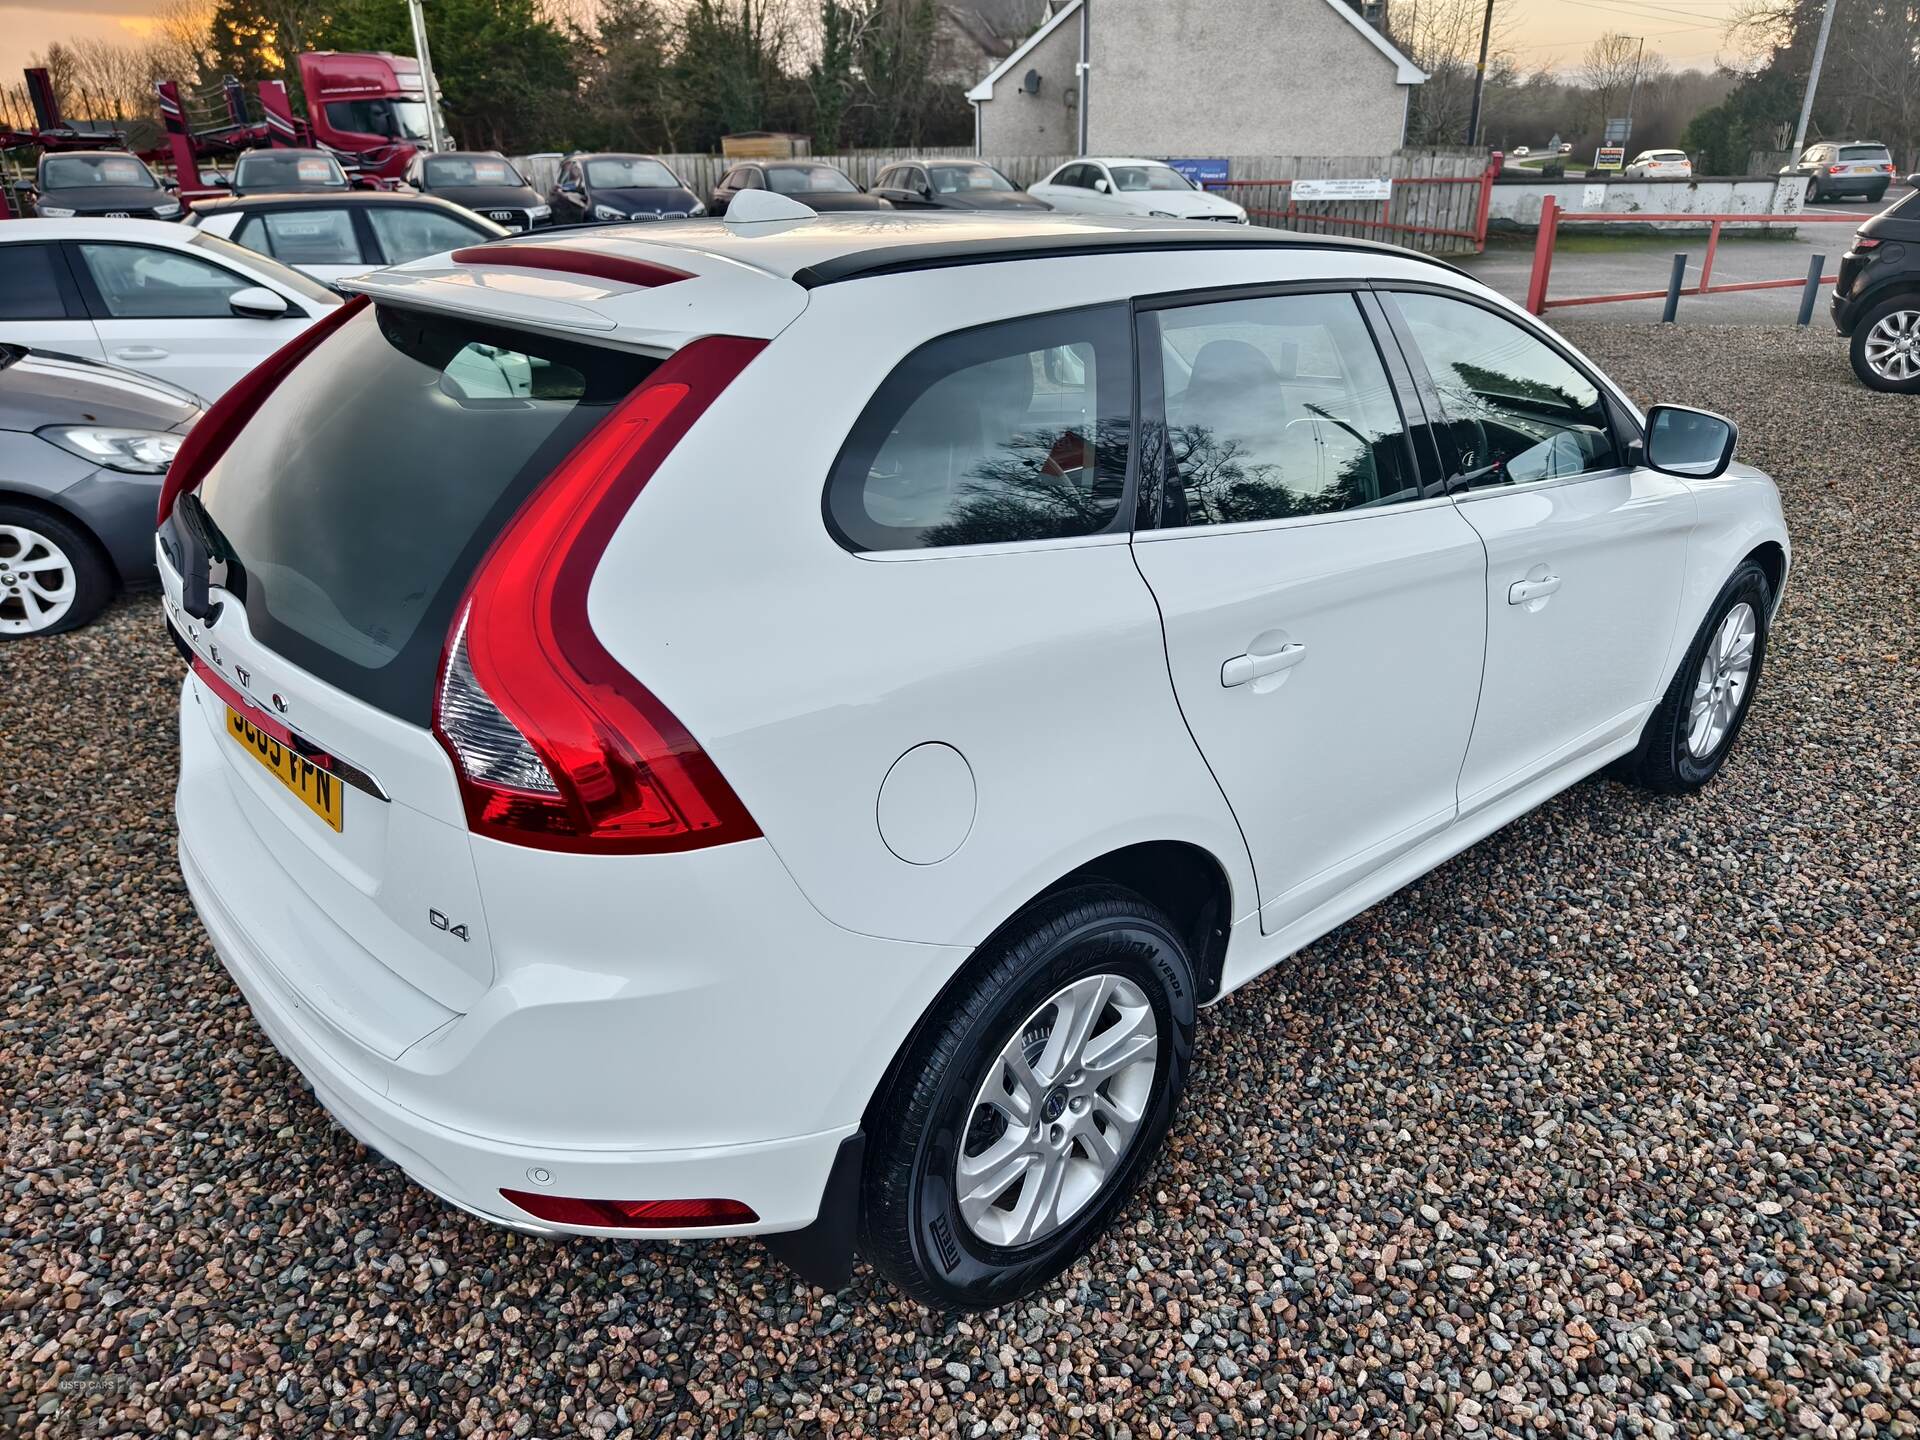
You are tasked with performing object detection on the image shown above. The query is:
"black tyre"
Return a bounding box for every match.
[0,504,112,638]
[861,884,1196,1310]
[1867,184,1888,204]
[1616,560,1771,795]
[1849,293,1920,393]
[1804,178,1822,204]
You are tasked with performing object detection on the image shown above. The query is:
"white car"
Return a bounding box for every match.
[0,219,340,398]
[1029,158,1248,223]
[159,201,1788,1310]
[1513,146,1532,158]
[1626,150,1694,180]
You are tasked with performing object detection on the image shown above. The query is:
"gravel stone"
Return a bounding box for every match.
[3,323,1917,1437]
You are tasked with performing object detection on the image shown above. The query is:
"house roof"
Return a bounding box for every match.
[966,0,1425,103]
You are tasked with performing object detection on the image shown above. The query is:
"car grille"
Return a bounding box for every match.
[486,209,532,230]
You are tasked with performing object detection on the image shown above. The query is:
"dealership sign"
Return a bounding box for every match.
[1166,157,1230,187]
[1595,147,1626,171]
[1292,177,1393,201]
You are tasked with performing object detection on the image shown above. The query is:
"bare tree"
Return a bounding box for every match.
[1396,0,1519,145]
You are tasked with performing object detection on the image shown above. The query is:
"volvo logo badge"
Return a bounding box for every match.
[271,693,289,714]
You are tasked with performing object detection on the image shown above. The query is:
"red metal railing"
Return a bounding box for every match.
[1205,163,1498,255]
[1525,194,1862,314]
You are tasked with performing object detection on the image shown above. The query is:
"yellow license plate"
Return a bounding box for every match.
[225,706,344,832]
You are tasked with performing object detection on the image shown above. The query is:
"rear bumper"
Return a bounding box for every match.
[175,675,970,1239]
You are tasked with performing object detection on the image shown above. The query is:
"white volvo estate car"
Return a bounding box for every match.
[159,201,1788,1309]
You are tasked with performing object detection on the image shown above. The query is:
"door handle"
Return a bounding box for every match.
[1508,574,1562,606]
[113,346,169,361]
[1222,642,1307,688]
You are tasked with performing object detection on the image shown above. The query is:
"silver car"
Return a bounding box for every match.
[0,346,201,636]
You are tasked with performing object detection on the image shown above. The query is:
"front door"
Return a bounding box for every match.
[1130,288,1488,936]
[69,239,312,399]
[1380,288,1693,815]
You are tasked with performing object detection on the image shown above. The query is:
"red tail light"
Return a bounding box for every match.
[433,335,766,854]
[1828,164,1847,174]
[156,294,367,525]
[499,1190,758,1228]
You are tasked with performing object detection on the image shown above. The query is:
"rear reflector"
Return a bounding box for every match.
[156,294,367,526]
[450,245,693,289]
[499,1190,758,1228]
[433,334,767,853]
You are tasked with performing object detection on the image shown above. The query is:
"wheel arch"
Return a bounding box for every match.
[0,487,119,579]
[859,838,1235,1136]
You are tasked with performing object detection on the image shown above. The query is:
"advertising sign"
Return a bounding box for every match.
[1166,157,1230,188]
[1292,177,1393,201]
[1595,146,1626,171]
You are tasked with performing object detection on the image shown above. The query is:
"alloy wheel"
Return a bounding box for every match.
[1687,601,1757,758]
[1862,308,1920,384]
[0,523,78,635]
[955,973,1159,1248]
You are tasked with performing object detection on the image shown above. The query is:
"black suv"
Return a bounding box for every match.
[23,151,181,220]
[1833,180,1920,392]
[405,151,552,231]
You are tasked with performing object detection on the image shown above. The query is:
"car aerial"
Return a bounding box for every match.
[157,198,1788,1311]
[1783,141,1898,203]
[21,150,182,221]
[1624,149,1693,180]
[189,191,508,285]
[0,219,341,399]
[1,345,200,636]
[709,160,888,216]
[550,153,705,224]
[229,147,354,198]
[1028,158,1246,223]
[871,159,1050,212]
[1833,177,1920,392]
[405,151,553,230]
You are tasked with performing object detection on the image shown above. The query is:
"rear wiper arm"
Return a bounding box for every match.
[173,492,219,623]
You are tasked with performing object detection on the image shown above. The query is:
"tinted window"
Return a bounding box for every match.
[250,209,365,266]
[1150,292,1418,527]
[0,244,69,320]
[235,152,347,189]
[426,155,524,187]
[585,157,679,188]
[1838,145,1889,161]
[1393,292,1620,487]
[366,205,490,262]
[77,243,249,319]
[827,306,1132,552]
[194,307,657,721]
[766,165,856,194]
[930,164,1015,194]
[41,155,156,188]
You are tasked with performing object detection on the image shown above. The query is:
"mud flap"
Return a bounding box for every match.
[764,1131,864,1291]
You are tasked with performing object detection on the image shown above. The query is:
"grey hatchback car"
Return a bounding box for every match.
[0,346,201,636]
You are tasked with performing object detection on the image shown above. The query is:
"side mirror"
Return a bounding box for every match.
[1643,403,1736,479]
[229,286,290,320]
[1093,177,1111,193]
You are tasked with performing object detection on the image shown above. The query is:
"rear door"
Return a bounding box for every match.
[0,241,106,363]
[1129,286,1487,937]
[67,238,317,397]
[1379,287,1692,814]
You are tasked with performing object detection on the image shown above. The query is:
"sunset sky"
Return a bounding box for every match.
[0,0,1752,103]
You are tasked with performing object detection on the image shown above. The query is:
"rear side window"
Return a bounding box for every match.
[826,305,1133,552]
[195,307,657,722]
[0,244,70,320]
[366,206,488,262]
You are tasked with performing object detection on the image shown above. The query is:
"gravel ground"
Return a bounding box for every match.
[4,323,1918,1439]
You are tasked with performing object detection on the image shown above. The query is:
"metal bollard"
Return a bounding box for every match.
[1661,253,1689,323]
[1796,254,1825,327]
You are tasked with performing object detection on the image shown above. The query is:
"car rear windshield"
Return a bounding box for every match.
[195,306,657,723]
[1839,145,1889,161]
